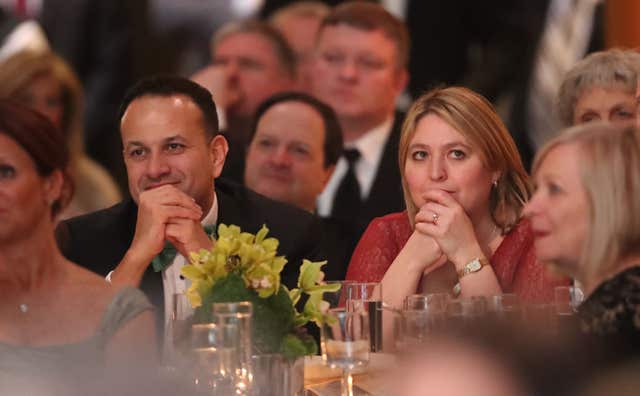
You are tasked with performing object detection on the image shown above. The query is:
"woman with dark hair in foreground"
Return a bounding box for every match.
[0,100,155,390]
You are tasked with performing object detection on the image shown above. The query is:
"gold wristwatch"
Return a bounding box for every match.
[457,257,489,279]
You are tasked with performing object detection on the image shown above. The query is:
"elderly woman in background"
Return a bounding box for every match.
[345,87,567,309]
[557,49,640,127]
[524,122,640,340]
[0,101,154,389]
[0,50,120,220]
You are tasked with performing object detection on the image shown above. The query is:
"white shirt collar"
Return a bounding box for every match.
[346,117,394,172]
[201,192,218,228]
[316,117,394,216]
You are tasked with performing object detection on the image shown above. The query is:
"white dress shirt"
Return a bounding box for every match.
[161,193,218,323]
[316,118,394,217]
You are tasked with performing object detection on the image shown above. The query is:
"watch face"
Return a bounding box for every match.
[468,259,482,272]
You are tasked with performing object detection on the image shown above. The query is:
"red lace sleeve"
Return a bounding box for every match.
[345,212,413,282]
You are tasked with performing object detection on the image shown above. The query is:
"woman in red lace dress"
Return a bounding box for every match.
[345,87,567,308]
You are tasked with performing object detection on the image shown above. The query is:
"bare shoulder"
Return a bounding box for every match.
[64,261,120,304]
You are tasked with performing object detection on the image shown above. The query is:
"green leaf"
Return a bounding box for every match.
[280,333,316,359]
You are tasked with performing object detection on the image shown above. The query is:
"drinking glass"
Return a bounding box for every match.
[163,293,195,370]
[396,309,432,351]
[554,286,584,314]
[446,297,487,330]
[554,286,584,332]
[190,323,237,395]
[344,282,382,352]
[397,293,448,348]
[323,280,353,308]
[403,293,449,312]
[212,302,253,395]
[487,294,522,323]
[251,353,304,396]
[321,308,370,396]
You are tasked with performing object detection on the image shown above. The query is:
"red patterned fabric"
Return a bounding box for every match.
[345,211,569,303]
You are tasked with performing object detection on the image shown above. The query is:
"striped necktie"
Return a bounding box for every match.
[527,0,599,150]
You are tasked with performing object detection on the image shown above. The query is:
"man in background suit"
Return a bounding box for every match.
[56,76,323,325]
[310,2,407,238]
[244,91,353,279]
[191,20,297,184]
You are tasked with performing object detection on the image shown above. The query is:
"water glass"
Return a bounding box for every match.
[344,282,382,352]
[321,308,370,396]
[554,286,584,333]
[190,323,236,395]
[323,280,353,308]
[344,282,381,308]
[212,302,253,395]
[395,309,432,351]
[446,297,487,330]
[554,286,584,314]
[251,354,304,396]
[163,293,195,369]
[487,294,522,323]
[403,293,448,311]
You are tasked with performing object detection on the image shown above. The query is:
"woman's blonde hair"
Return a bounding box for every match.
[0,50,85,159]
[399,86,531,232]
[532,122,640,283]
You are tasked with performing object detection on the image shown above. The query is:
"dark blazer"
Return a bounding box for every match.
[56,178,325,319]
[346,112,405,240]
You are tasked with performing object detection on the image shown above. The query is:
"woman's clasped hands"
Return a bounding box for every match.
[413,189,484,272]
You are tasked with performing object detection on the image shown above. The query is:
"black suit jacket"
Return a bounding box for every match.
[56,178,325,321]
[345,113,405,240]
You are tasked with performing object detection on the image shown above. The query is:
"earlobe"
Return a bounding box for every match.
[492,171,502,187]
[210,135,229,178]
[43,170,64,206]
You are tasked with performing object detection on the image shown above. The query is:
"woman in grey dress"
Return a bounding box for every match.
[0,100,155,391]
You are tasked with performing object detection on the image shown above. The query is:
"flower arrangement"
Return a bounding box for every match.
[181,224,339,358]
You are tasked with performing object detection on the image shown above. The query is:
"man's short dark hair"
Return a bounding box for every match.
[118,75,219,140]
[249,91,343,168]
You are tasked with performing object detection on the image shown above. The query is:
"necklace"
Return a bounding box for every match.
[19,303,28,313]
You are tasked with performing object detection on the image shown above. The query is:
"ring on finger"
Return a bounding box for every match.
[432,213,439,225]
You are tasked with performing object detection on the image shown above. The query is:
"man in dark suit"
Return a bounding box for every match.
[56,76,323,323]
[244,91,354,279]
[310,2,407,239]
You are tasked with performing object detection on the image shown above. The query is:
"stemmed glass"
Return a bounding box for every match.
[321,308,370,396]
